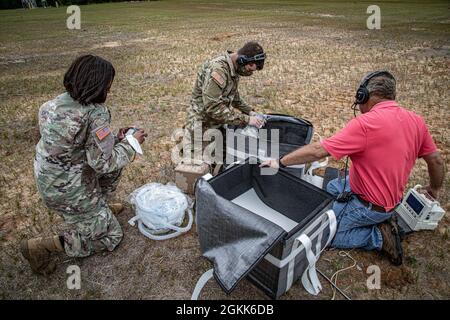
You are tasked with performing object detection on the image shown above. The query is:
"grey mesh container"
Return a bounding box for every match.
[195,159,336,299]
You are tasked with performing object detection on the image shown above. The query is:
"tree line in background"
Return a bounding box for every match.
[1,0,158,10]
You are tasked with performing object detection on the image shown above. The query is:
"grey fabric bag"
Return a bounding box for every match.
[193,161,336,299]
[196,178,286,293]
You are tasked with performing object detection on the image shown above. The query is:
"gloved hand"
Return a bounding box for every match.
[259,158,280,169]
[249,115,265,128]
[133,129,148,144]
[117,127,134,141]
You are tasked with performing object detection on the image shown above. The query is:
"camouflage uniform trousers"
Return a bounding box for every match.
[181,122,226,168]
[60,169,123,258]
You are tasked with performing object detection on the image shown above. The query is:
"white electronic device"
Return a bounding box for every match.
[395,185,445,231]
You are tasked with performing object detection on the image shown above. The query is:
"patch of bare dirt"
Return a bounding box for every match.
[210,32,238,42]
[382,266,416,289]
[91,41,122,49]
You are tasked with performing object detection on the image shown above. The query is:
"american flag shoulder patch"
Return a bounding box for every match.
[211,71,225,87]
[95,126,111,141]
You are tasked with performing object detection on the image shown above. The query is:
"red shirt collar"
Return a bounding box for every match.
[371,100,398,111]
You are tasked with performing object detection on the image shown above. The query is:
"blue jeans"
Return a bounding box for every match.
[326,177,391,251]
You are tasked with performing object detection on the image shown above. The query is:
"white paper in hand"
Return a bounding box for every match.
[126,133,143,155]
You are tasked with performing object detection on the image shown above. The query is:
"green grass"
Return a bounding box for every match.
[0,1,449,43]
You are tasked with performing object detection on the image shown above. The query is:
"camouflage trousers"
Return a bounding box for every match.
[181,124,226,166]
[60,170,124,258]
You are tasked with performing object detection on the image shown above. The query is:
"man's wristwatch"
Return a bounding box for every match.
[278,157,286,168]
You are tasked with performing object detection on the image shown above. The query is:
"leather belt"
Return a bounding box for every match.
[355,194,390,213]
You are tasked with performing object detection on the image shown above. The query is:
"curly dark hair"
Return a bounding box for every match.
[237,41,264,57]
[63,54,115,105]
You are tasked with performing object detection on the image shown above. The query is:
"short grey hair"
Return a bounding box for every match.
[366,74,396,100]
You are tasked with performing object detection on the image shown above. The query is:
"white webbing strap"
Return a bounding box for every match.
[323,210,337,252]
[264,210,337,295]
[315,223,324,257]
[302,158,328,189]
[315,210,337,256]
[301,210,336,295]
[298,234,322,295]
[306,158,329,176]
[264,210,336,268]
[191,269,214,300]
[285,239,300,291]
[264,213,325,268]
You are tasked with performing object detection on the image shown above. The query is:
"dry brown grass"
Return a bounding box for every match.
[0,1,449,300]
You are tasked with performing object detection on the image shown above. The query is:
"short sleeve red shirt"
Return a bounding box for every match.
[321,100,437,211]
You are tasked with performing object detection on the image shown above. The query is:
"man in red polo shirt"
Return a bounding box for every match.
[261,71,444,265]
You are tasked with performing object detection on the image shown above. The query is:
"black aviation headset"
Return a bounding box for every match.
[236,52,266,70]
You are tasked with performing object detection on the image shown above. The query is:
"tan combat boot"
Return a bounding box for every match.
[109,203,124,215]
[20,235,64,275]
[379,218,403,266]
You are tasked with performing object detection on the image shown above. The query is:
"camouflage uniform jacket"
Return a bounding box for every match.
[34,92,136,218]
[186,51,253,131]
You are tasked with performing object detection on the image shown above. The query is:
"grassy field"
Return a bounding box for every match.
[0,0,449,300]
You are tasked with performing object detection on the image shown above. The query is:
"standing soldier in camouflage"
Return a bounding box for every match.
[21,55,147,275]
[183,41,266,164]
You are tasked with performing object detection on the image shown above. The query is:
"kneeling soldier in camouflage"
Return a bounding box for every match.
[183,41,266,165]
[21,55,147,275]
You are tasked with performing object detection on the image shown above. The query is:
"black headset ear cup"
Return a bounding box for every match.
[236,56,245,66]
[355,70,395,104]
[355,86,369,104]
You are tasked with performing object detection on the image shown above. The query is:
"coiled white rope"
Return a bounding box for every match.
[128,183,193,241]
